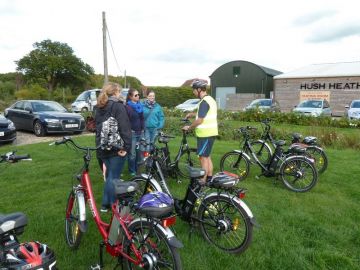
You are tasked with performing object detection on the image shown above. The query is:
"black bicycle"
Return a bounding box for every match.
[220,126,319,192]
[137,119,200,180]
[248,118,328,173]
[131,136,256,254]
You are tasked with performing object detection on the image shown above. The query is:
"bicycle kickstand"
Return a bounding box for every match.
[90,241,105,269]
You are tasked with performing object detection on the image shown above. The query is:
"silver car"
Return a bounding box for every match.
[293,99,332,117]
[345,100,360,120]
[175,99,200,112]
[71,89,101,112]
[243,99,281,112]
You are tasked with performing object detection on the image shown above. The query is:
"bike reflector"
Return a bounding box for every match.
[143,151,150,157]
[161,215,176,227]
[237,189,246,199]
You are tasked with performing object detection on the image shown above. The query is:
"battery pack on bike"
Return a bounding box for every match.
[181,184,201,220]
[266,143,284,175]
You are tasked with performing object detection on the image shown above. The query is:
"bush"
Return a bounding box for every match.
[147,86,194,108]
[15,84,48,100]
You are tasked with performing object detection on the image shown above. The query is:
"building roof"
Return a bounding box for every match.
[274,61,360,79]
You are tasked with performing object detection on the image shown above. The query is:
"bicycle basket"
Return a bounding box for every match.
[137,191,174,218]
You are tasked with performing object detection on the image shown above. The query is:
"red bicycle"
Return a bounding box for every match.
[51,137,182,269]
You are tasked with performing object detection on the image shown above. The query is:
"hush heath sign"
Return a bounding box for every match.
[300,82,360,90]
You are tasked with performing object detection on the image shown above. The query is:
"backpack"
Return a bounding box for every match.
[100,103,124,151]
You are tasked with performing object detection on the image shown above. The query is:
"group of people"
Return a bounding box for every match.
[94,83,165,212]
[94,79,218,213]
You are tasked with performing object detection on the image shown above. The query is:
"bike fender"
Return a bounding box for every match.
[139,174,163,192]
[76,191,88,232]
[129,218,183,248]
[286,155,314,164]
[204,193,254,218]
[232,150,251,162]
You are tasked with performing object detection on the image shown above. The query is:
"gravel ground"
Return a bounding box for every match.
[9,130,94,146]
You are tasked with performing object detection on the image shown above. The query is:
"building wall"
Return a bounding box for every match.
[274,76,360,115]
[226,93,265,111]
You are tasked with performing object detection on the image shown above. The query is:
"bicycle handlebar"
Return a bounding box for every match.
[0,152,31,163]
[238,126,257,133]
[49,136,100,151]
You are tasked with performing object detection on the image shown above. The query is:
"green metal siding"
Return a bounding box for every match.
[210,60,282,98]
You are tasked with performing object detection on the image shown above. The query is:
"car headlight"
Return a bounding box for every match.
[45,118,60,124]
[8,121,15,130]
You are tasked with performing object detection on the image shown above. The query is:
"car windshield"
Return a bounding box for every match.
[32,101,67,112]
[351,101,360,108]
[75,92,89,101]
[298,100,322,108]
[184,99,198,104]
[249,99,271,107]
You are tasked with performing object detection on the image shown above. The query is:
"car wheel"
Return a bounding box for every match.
[33,120,46,137]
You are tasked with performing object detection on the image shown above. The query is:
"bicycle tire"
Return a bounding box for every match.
[197,194,253,254]
[123,220,182,270]
[305,146,328,174]
[65,191,83,249]
[219,151,250,181]
[280,156,318,192]
[249,140,273,165]
[176,148,200,178]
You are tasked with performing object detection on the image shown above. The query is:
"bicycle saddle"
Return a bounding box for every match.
[0,212,27,236]
[113,179,139,196]
[187,166,206,178]
[274,140,286,146]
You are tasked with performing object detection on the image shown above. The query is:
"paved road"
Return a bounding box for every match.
[9,130,94,146]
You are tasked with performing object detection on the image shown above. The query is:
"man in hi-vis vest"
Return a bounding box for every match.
[182,79,218,183]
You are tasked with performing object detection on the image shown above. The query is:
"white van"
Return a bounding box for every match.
[71,89,101,112]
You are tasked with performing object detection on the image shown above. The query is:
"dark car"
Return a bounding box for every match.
[0,114,16,143]
[4,100,85,137]
[243,99,281,112]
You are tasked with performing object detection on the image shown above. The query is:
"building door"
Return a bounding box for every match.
[215,87,236,109]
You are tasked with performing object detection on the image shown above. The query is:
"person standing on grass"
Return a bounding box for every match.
[126,88,144,176]
[142,89,165,151]
[95,82,131,212]
[182,79,218,184]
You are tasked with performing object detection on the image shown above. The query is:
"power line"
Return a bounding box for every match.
[105,24,124,75]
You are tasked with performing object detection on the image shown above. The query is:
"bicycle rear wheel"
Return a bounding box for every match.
[197,195,253,254]
[176,148,200,178]
[123,220,182,270]
[65,191,83,249]
[219,151,250,180]
[305,146,328,174]
[280,156,318,192]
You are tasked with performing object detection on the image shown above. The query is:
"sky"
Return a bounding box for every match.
[1,0,360,87]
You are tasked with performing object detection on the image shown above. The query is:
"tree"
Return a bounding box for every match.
[16,39,94,94]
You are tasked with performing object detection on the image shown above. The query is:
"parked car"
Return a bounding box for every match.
[293,99,332,117]
[175,99,200,112]
[243,99,281,112]
[0,114,16,143]
[71,89,101,112]
[4,100,85,137]
[345,100,360,120]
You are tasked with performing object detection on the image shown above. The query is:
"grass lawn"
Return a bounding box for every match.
[0,134,359,270]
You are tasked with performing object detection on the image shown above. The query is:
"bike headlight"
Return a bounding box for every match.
[45,118,60,124]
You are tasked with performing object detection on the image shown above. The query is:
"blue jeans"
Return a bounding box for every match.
[128,131,143,174]
[145,128,159,151]
[102,155,126,207]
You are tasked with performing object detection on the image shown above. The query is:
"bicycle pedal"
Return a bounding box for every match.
[90,264,102,270]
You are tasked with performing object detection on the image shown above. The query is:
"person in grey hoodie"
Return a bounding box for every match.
[95,82,131,212]
[142,89,165,151]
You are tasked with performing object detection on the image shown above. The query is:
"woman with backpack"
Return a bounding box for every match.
[142,89,165,151]
[95,82,131,212]
[126,88,144,175]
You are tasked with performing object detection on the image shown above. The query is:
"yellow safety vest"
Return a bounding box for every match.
[195,95,218,137]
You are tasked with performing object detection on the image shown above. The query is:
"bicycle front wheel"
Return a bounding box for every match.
[65,191,83,249]
[176,148,200,178]
[305,146,328,174]
[219,151,250,180]
[197,194,253,254]
[280,156,318,192]
[123,220,182,270]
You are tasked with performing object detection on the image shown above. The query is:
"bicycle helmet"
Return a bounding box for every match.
[210,171,239,188]
[4,241,56,270]
[191,79,207,90]
[137,192,174,218]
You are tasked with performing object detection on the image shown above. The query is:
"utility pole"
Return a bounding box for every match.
[124,70,127,88]
[102,11,108,85]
